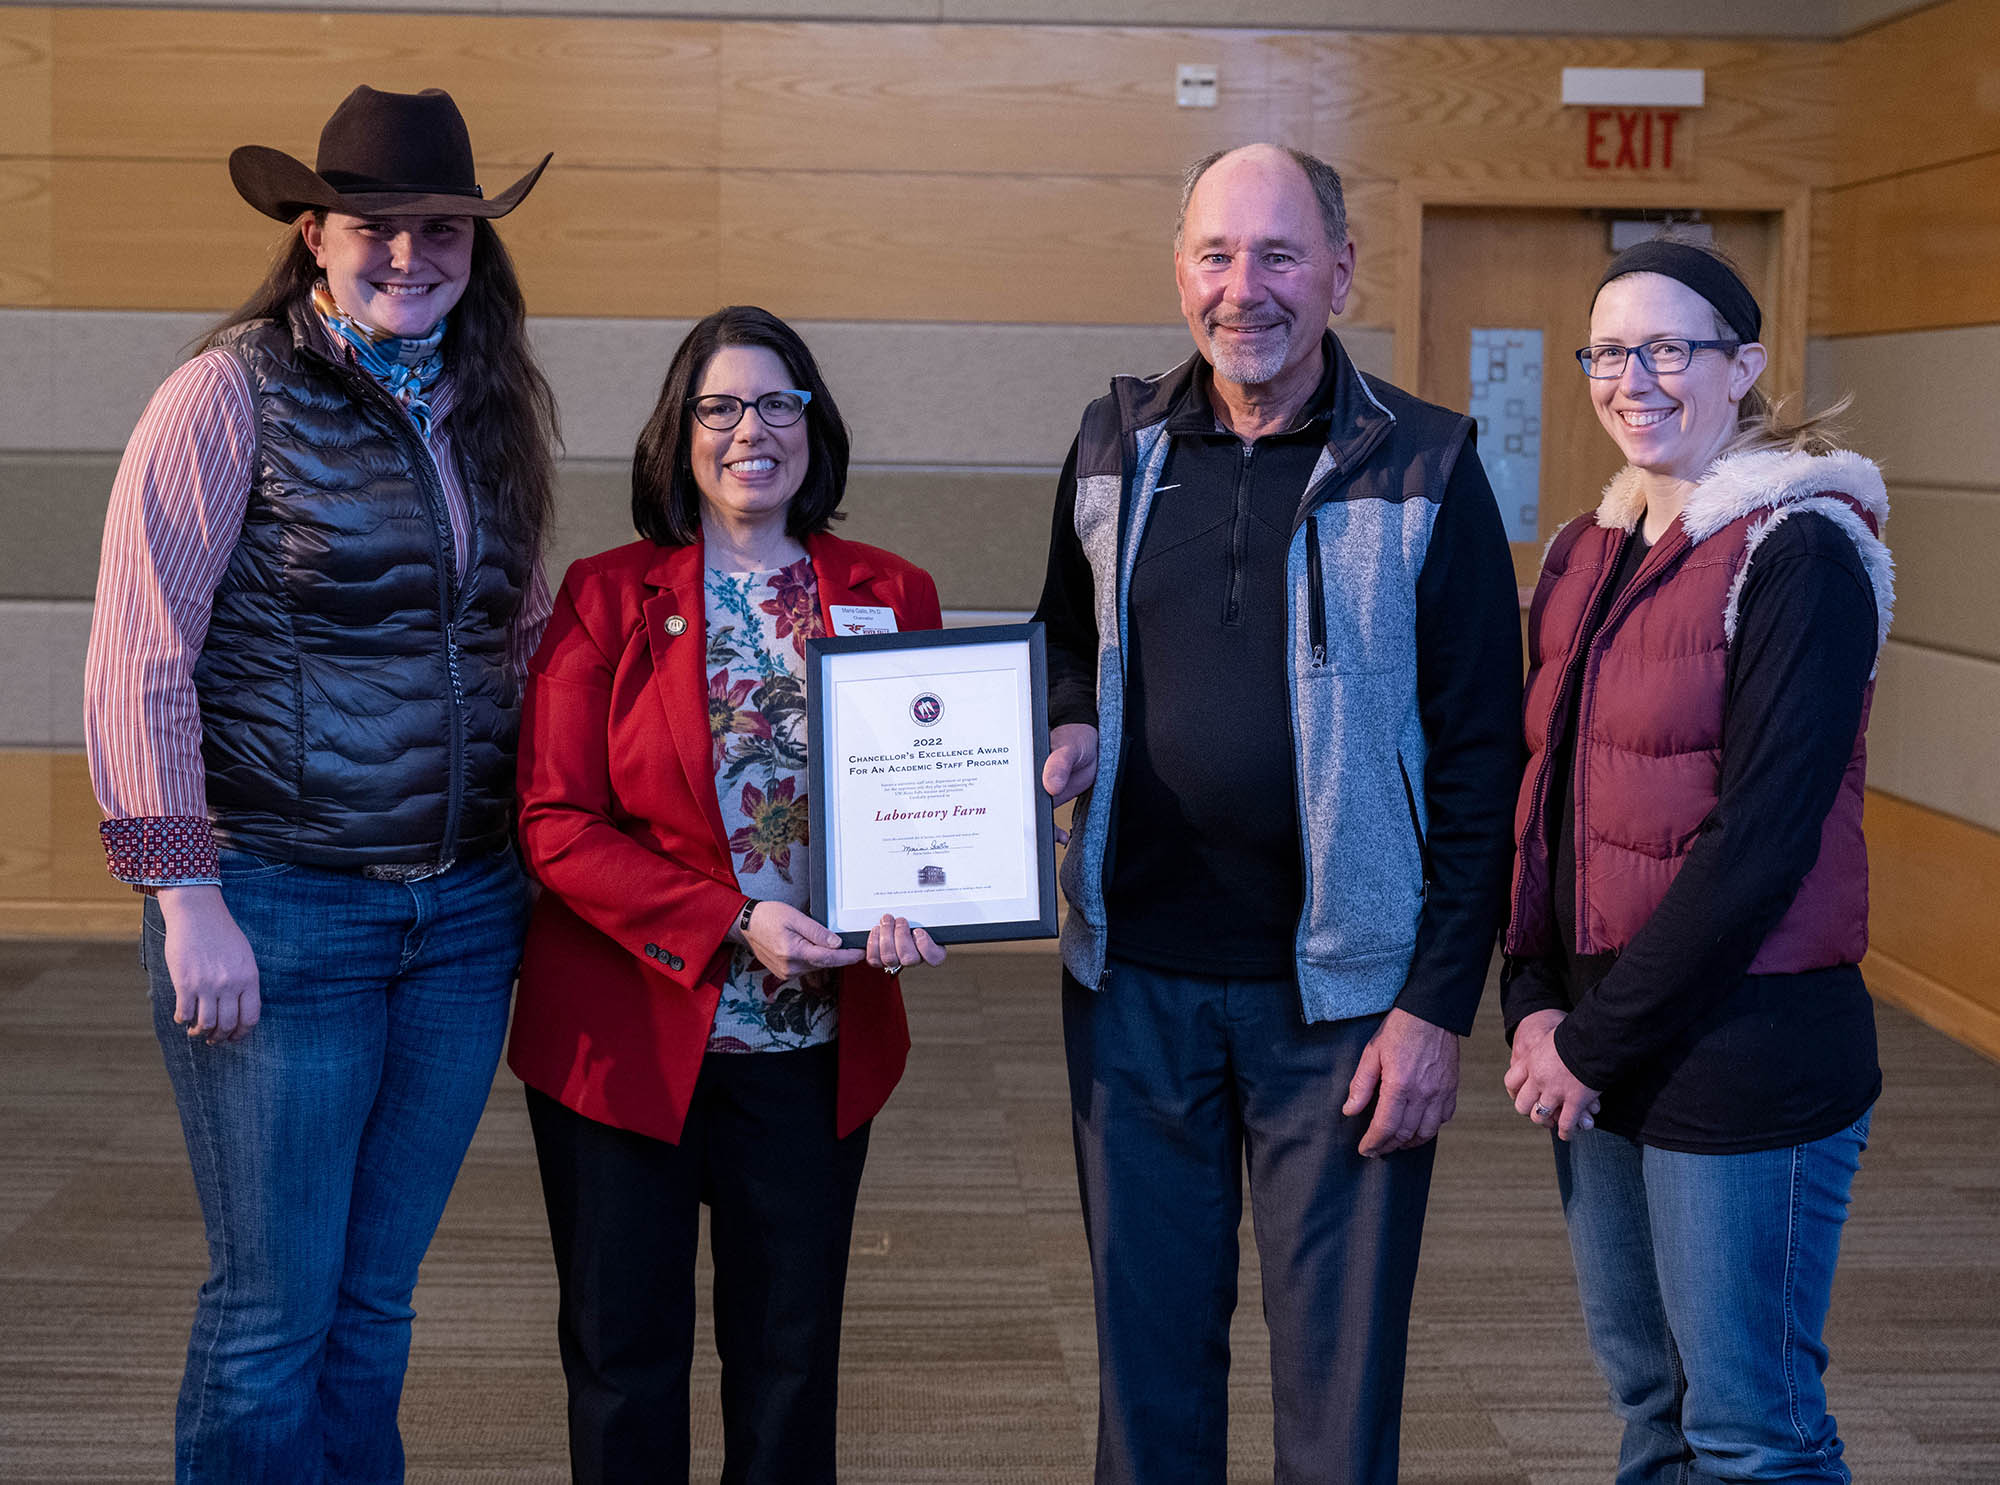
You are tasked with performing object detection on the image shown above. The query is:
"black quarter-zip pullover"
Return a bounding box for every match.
[1093,357,1338,975]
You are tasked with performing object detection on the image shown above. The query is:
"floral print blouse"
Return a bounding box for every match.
[705,557,837,1052]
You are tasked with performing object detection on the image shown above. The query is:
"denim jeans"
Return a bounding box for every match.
[1554,1115,1871,1484]
[143,848,528,1485]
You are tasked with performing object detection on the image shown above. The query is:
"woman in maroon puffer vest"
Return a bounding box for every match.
[1502,238,1891,1485]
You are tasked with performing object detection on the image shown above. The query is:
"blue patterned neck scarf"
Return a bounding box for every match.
[312,280,447,437]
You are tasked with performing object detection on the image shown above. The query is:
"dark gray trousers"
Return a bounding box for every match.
[1063,961,1437,1485]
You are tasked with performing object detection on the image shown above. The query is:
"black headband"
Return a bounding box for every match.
[1593,239,1762,344]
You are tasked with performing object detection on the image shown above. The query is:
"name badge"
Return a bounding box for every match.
[829,604,899,636]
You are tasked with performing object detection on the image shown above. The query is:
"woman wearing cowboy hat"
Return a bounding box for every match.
[83,85,559,1481]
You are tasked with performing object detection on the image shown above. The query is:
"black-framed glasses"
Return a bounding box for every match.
[685,390,813,431]
[1575,339,1739,379]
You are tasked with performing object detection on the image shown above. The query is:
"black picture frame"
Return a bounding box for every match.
[805,622,1057,947]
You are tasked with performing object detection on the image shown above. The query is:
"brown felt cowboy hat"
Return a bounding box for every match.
[230,85,550,222]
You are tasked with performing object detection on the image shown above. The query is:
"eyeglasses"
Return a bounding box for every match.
[685,390,812,431]
[1575,339,1739,379]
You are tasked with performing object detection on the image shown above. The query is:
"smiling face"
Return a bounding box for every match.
[1174,145,1354,396]
[302,212,475,339]
[688,345,811,537]
[1588,272,1767,486]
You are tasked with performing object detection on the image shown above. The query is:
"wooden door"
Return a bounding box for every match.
[1416,207,1782,593]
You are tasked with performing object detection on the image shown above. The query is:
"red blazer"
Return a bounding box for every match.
[507,532,944,1144]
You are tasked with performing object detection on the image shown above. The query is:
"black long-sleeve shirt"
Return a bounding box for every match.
[1035,355,1523,1032]
[1501,511,1882,1153]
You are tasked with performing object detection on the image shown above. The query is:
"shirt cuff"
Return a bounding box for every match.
[100,816,221,888]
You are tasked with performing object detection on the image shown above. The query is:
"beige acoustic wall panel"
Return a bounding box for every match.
[1872,487,2000,665]
[0,310,210,452]
[1807,327,2000,669]
[0,601,89,748]
[1869,642,2000,836]
[1810,326,2000,491]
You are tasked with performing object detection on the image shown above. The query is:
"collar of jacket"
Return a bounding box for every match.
[639,528,895,615]
[1115,331,1396,474]
[639,529,907,866]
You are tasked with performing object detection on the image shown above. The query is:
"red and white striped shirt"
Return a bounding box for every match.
[84,346,554,886]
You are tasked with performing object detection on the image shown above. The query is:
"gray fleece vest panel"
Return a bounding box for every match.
[1060,353,1456,1023]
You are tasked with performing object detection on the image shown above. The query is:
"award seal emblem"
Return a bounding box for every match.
[910,692,943,726]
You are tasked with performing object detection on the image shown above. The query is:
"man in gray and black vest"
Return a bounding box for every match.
[1034,143,1523,1483]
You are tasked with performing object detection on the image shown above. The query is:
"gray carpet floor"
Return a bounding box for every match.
[3,940,1997,1482]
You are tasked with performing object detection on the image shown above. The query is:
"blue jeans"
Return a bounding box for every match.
[1063,962,1436,1485]
[143,848,528,1485]
[1554,1115,1871,1484]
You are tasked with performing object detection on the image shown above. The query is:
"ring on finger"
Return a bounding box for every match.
[883,963,902,977]
[1532,1103,1553,1119]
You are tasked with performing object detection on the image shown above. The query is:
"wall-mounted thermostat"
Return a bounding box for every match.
[1176,65,1218,108]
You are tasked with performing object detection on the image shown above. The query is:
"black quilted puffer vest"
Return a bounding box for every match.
[193,306,531,869]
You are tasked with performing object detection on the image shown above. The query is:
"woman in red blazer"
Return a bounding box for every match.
[508,306,944,1484]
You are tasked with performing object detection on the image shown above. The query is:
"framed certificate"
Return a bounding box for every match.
[805,623,1058,946]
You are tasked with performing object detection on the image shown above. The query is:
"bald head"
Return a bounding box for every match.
[1175,144,1347,254]
[1171,141,1356,403]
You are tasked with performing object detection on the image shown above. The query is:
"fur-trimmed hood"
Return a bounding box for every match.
[1593,447,1895,657]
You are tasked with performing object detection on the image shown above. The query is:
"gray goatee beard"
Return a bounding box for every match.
[1202,320,1292,386]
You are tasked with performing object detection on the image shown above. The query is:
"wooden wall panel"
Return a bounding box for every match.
[714,24,1311,176]
[492,167,720,318]
[47,159,275,311]
[1336,178,1398,332]
[0,750,56,906]
[0,162,52,307]
[1833,0,2000,187]
[0,8,52,158]
[1309,33,1834,192]
[1863,789,2000,1063]
[1813,151,2000,336]
[10,160,1398,326]
[718,171,1176,325]
[10,9,1846,324]
[715,170,1395,328]
[48,10,720,170]
[0,751,142,939]
[39,158,722,316]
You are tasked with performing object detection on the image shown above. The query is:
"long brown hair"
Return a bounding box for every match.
[199,215,560,559]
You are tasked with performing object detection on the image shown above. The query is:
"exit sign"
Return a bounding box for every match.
[1584,109,1686,173]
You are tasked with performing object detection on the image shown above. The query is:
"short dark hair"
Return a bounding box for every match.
[631,306,850,547]
[1176,145,1347,253]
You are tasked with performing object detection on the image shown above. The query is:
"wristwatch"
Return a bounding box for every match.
[735,897,759,936]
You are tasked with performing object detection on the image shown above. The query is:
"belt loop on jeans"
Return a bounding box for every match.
[360,855,458,883]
